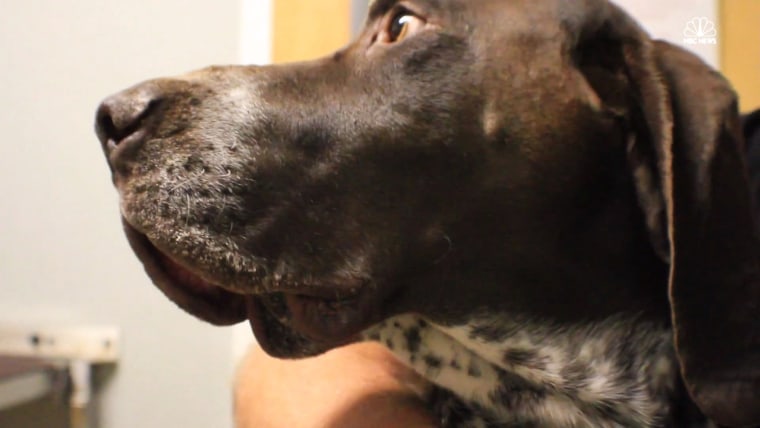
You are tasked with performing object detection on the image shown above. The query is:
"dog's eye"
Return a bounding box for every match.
[382,11,424,43]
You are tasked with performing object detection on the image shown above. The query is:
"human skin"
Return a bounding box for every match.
[234,342,438,428]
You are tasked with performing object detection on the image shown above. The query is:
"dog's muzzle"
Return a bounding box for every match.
[94,74,383,357]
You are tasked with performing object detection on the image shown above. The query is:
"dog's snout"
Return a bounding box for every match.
[95,84,162,164]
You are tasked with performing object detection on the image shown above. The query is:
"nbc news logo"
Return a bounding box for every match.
[683,17,718,45]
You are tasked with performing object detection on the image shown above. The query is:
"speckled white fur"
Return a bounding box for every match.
[363,313,676,427]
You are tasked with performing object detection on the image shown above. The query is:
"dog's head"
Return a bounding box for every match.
[96,0,759,424]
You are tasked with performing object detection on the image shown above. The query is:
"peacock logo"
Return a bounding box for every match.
[683,17,718,45]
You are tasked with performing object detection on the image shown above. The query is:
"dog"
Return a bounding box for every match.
[95,0,760,426]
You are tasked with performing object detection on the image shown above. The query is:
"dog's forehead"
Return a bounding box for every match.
[369,0,621,39]
[364,0,617,48]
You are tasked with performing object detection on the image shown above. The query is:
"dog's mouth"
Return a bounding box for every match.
[121,219,374,356]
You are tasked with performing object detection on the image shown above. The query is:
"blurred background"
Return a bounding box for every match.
[0,0,757,427]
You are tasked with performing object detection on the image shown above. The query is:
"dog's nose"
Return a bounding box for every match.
[95,84,161,162]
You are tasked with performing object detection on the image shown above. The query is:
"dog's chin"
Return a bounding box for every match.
[121,219,372,358]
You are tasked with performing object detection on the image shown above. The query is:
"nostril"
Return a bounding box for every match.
[96,106,119,144]
[95,93,161,149]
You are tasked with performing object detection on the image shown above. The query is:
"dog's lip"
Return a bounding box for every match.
[121,219,363,300]
[120,218,375,347]
[244,295,360,356]
[122,220,248,325]
[275,288,372,343]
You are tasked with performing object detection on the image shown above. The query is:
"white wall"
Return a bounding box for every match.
[614,0,719,67]
[0,1,270,427]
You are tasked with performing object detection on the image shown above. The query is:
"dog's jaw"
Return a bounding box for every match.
[121,221,248,325]
[120,216,388,356]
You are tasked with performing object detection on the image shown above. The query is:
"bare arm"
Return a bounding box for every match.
[234,342,439,428]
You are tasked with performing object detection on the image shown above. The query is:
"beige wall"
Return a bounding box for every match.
[273,0,352,63]
[720,0,760,111]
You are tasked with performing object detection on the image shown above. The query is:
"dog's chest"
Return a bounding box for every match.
[362,314,676,427]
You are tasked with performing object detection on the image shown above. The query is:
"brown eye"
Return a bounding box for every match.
[384,12,424,43]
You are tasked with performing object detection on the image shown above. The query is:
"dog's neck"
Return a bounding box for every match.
[363,313,677,427]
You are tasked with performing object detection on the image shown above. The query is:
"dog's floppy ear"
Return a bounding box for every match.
[572,3,760,425]
[646,42,760,427]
